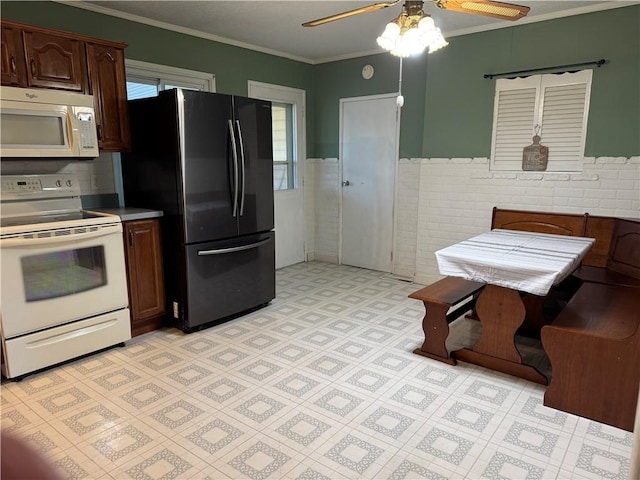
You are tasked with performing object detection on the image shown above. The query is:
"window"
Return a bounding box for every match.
[247,81,305,192]
[124,59,216,99]
[272,102,295,190]
[490,70,592,172]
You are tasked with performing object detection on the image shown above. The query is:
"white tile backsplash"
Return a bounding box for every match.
[1,152,117,197]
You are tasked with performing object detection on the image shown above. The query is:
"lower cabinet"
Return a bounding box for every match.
[123,219,166,336]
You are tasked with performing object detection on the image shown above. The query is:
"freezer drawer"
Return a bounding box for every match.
[2,308,131,379]
[179,232,275,330]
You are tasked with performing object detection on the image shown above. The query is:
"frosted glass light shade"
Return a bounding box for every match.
[377,14,448,57]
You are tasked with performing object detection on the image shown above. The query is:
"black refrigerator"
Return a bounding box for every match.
[121,89,275,332]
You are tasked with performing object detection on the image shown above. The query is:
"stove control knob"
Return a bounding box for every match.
[66,179,73,187]
[56,180,62,187]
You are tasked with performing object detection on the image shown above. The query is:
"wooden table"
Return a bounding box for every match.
[435,229,594,384]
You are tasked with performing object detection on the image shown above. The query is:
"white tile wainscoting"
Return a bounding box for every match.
[1,262,633,479]
[306,156,640,285]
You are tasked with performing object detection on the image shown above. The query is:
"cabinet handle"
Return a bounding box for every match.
[106,51,115,62]
[10,56,16,74]
[129,231,134,247]
[30,57,36,77]
[97,125,103,141]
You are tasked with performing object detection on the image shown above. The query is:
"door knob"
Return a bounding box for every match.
[341,180,350,187]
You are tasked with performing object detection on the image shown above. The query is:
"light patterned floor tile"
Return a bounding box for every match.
[0,261,634,480]
[117,437,208,480]
[50,398,130,443]
[275,411,333,448]
[232,393,288,425]
[1,402,48,434]
[216,433,303,480]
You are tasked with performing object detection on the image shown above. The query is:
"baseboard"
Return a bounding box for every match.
[313,252,339,264]
[414,273,440,287]
[391,266,415,281]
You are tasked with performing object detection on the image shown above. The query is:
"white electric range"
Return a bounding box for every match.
[0,174,131,380]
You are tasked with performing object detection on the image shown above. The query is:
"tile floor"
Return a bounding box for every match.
[1,261,634,479]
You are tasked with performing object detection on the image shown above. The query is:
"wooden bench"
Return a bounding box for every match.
[541,282,640,431]
[573,217,640,287]
[410,277,485,365]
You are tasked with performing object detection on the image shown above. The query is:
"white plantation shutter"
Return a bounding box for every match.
[540,79,589,170]
[492,88,537,168]
[490,70,592,171]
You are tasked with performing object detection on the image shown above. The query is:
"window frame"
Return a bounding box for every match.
[115,61,217,206]
[124,59,216,95]
[247,81,306,192]
[490,69,593,172]
[271,102,295,190]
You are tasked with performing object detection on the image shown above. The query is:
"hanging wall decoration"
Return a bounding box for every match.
[522,125,549,171]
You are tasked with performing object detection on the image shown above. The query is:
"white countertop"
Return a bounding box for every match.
[88,207,163,222]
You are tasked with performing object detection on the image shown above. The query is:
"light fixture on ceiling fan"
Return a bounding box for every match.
[377,1,447,57]
[303,0,530,57]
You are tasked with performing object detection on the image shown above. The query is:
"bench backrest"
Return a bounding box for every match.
[491,207,587,237]
[582,215,616,267]
[607,218,640,279]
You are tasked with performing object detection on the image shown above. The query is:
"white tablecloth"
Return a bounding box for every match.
[435,229,595,296]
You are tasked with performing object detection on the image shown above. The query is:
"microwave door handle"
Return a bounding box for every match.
[235,120,246,216]
[65,107,74,153]
[0,225,122,248]
[228,119,239,217]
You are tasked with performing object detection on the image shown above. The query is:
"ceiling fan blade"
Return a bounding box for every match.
[302,1,402,27]
[435,0,530,21]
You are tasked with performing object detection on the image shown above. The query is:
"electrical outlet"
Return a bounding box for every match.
[90,174,99,190]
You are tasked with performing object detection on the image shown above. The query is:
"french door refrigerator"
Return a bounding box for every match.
[121,89,275,332]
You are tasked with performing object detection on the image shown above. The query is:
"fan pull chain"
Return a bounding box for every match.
[397,56,404,107]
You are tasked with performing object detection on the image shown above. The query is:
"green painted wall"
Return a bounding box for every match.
[0,1,317,149]
[313,5,640,158]
[2,3,638,159]
[423,6,640,158]
[312,53,427,158]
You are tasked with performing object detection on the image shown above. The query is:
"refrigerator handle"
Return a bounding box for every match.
[197,238,271,256]
[235,119,246,216]
[228,119,239,218]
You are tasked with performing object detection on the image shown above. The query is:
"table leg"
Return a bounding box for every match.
[452,285,548,385]
[520,294,547,338]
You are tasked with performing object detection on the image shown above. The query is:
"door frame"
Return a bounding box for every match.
[338,92,401,269]
[248,80,307,267]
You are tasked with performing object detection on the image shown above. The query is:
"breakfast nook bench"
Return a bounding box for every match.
[541,282,640,431]
[410,276,485,365]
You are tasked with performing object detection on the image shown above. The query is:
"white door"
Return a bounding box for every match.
[340,94,399,272]
[248,81,306,269]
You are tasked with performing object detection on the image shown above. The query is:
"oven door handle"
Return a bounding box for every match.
[0,224,122,248]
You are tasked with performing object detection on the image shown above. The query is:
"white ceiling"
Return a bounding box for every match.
[70,1,635,63]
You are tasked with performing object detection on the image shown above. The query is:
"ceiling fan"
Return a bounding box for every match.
[302,0,530,27]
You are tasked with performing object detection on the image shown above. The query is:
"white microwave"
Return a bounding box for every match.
[0,86,99,158]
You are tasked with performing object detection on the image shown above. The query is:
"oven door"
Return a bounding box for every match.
[0,222,128,338]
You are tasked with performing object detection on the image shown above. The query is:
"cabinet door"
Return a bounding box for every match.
[124,219,166,330]
[86,43,131,151]
[22,30,87,92]
[1,24,27,86]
